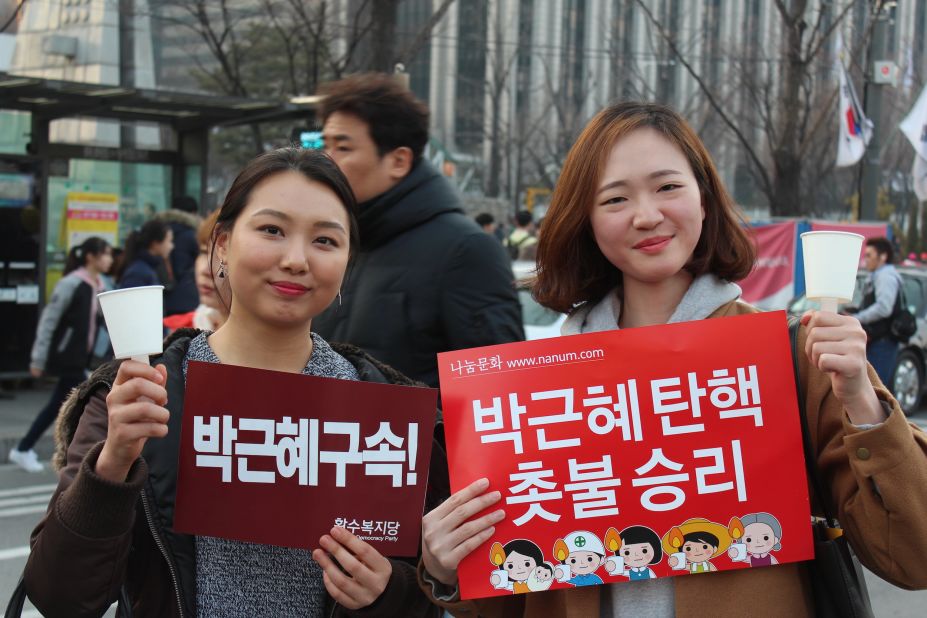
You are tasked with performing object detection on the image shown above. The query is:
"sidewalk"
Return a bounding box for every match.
[0,383,57,465]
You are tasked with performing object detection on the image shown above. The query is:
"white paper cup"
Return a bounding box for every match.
[490,569,509,590]
[670,551,688,571]
[605,555,625,575]
[801,231,864,309]
[729,542,749,563]
[554,564,572,583]
[97,286,164,363]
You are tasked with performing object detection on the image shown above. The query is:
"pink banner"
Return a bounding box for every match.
[738,221,796,309]
[809,222,889,262]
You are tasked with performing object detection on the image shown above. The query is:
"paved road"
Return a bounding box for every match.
[2,413,926,615]
[2,459,927,616]
[0,463,56,616]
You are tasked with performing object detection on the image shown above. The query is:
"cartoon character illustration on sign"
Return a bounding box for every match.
[728,512,782,567]
[662,518,732,574]
[552,530,607,586]
[603,526,663,581]
[489,539,546,593]
[527,562,555,592]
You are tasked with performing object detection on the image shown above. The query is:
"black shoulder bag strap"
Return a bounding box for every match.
[789,318,874,618]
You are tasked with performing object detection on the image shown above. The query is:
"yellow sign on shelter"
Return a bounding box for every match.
[63,192,120,249]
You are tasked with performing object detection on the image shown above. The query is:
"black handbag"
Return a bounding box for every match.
[789,319,874,618]
[4,574,132,617]
[890,287,917,343]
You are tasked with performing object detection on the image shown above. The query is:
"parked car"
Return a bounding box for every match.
[787,266,927,415]
[512,260,567,340]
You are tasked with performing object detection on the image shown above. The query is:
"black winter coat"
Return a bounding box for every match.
[313,161,524,387]
[24,329,450,618]
[119,251,164,290]
[156,210,201,315]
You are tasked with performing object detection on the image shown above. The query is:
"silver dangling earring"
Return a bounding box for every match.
[218,260,227,279]
[338,291,342,307]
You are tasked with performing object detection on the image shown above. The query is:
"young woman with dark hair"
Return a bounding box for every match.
[118,219,174,289]
[418,102,927,616]
[10,237,112,472]
[22,148,445,617]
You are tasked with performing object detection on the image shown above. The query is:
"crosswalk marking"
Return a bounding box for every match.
[0,484,56,499]
[0,486,52,518]
[0,545,29,560]
[0,504,48,518]
[0,494,52,509]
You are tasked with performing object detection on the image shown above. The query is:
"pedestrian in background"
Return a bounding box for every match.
[505,210,537,261]
[316,73,523,387]
[162,209,229,333]
[474,212,497,235]
[419,102,927,616]
[9,237,112,473]
[155,195,202,315]
[847,237,902,385]
[117,220,174,290]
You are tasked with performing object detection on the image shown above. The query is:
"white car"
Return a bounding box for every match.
[512,260,567,340]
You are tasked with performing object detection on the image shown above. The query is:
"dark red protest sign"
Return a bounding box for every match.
[438,311,813,599]
[174,361,437,557]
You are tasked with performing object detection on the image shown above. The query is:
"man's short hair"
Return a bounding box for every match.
[475,212,495,227]
[515,210,534,227]
[866,236,894,264]
[319,73,429,162]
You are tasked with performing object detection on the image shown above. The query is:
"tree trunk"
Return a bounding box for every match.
[770,149,802,216]
[771,3,807,216]
[906,199,919,254]
[486,94,502,197]
[369,0,400,72]
[249,123,264,155]
[920,202,927,253]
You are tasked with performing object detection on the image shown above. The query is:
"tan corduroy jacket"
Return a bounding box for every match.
[418,300,927,617]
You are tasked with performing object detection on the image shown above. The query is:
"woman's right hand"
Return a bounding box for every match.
[421,478,505,586]
[96,360,169,482]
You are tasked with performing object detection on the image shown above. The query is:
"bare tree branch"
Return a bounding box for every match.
[395,0,456,68]
[632,0,773,197]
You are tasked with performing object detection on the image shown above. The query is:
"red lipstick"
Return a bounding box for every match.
[270,281,309,296]
[633,235,672,253]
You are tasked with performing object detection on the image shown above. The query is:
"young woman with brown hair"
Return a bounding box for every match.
[417,102,927,617]
[22,148,444,617]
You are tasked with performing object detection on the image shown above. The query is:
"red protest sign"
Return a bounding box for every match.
[174,361,437,557]
[438,311,813,600]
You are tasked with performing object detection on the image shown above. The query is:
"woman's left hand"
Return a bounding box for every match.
[801,310,885,424]
[312,526,393,609]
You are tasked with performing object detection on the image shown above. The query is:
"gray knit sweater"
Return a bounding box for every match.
[183,331,359,617]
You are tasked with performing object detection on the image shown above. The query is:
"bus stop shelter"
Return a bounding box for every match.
[0,72,318,376]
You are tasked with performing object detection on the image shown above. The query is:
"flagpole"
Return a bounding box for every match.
[860,5,893,221]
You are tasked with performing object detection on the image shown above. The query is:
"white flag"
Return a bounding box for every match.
[834,33,871,168]
[835,61,872,167]
[914,154,927,203]
[900,83,927,160]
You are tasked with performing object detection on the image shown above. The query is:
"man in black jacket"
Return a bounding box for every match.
[315,73,524,387]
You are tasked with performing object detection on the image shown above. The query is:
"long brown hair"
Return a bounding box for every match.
[534,102,756,313]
